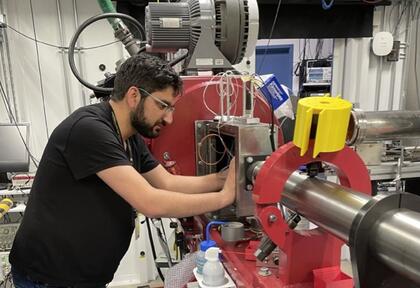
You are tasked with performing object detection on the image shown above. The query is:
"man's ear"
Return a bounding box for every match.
[125,86,139,109]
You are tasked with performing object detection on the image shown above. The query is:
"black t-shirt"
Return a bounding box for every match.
[9,101,159,287]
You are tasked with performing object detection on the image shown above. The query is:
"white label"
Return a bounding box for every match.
[160,18,181,28]
[196,58,213,66]
[215,59,224,65]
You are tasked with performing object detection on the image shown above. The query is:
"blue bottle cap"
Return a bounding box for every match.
[200,240,216,252]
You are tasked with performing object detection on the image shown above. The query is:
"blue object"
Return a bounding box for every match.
[259,75,289,111]
[196,221,225,274]
[200,239,216,252]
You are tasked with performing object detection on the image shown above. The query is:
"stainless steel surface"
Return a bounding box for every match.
[354,143,383,166]
[195,120,275,217]
[246,160,264,184]
[221,222,244,242]
[280,172,420,286]
[348,110,420,145]
[371,209,420,284]
[282,173,371,242]
[368,161,420,180]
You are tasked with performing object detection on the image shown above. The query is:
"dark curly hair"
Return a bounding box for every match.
[111,53,183,101]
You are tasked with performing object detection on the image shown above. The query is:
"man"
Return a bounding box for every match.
[10,53,236,287]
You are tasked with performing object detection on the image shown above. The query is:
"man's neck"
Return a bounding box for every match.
[109,99,135,141]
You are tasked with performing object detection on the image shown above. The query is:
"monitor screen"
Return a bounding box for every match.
[0,123,30,173]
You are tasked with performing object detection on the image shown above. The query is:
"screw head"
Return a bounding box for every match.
[246,157,254,163]
[258,267,272,276]
[269,214,277,223]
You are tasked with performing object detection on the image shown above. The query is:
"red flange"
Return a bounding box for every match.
[253,141,371,248]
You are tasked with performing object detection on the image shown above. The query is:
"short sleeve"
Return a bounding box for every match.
[131,136,159,174]
[63,118,131,180]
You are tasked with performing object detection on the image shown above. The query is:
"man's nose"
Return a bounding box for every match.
[163,110,174,125]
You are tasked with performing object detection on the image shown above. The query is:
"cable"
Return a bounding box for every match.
[68,13,145,93]
[393,4,409,35]
[253,74,276,151]
[197,134,228,166]
[321,0,334,10]
[257,0,282,74]
[145,217,165,281]
[168,51,189,67]
[6,24,120,50]
[153,219,173,268]
[415,7,420,106]
[0,80,39,168]
[29,0,50,139]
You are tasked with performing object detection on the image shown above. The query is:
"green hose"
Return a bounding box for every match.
[96,0,119,29]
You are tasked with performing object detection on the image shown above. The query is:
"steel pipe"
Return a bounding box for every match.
[282,173,370,242]
[371,209,420,284]
[347,109,420,145]
[279,172,420,285]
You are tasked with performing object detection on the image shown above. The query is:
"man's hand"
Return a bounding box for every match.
[221,158,236,206]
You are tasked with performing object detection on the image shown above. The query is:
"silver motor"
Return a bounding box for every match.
[145,0,259,70]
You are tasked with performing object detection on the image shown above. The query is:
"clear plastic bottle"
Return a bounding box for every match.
[196,240,216,274]
[202,247,226,286]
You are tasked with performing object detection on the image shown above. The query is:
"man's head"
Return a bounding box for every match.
[111,54,183,138]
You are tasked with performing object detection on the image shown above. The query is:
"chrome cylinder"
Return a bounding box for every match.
[347,110,420,145]
[371,209,420,284]
[246,161,264,184]
[279,172,420,285]
[282,173,371,242]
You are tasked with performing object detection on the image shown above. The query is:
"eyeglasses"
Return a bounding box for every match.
[137,87,176,113]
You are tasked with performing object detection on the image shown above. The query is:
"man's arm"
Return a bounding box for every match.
[142,164,228,194]
[97,162,235,218]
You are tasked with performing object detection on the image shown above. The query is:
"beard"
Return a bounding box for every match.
[130,98,164,138]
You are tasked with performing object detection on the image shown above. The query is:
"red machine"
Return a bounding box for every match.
[150,76,373,287]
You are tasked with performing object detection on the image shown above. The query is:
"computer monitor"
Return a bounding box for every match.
[0,123,30,173]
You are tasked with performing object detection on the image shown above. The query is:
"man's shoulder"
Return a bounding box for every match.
[52,102,113,140]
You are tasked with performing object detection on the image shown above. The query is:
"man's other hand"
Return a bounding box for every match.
[221,158,236,206]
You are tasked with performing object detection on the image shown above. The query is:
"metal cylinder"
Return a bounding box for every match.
[221,222,244,242]
[246,161,264,184]
[371,209,420,284]
[347,109,420,145]
[282,173,371,242]
[280,172,420,284]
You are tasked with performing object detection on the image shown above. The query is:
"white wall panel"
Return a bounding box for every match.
[332,3,416,112]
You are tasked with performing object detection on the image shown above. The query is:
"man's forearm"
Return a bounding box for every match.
[167,173,225,194]
[143,188,231,218]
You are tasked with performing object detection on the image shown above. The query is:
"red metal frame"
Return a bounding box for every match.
[252,141,371,287]
[150,76,284,176]
[150,76,372,287]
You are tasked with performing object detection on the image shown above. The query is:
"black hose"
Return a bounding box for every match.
[145,217,165,281]
[68,13,145,93]
[168,52,189,67]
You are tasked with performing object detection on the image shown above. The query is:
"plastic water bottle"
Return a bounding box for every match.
[202,247,226,286]
[196,239,216,274]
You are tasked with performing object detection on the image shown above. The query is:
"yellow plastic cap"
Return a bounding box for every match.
[293,96,352,158]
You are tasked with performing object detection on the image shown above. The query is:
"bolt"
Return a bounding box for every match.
[246,157,254,163]
[246,184,253,191]
[198,161,203,166]
[197,123,202,128]
[258,267,271,277]
[269,214,277,223]
[163,152,170,160]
